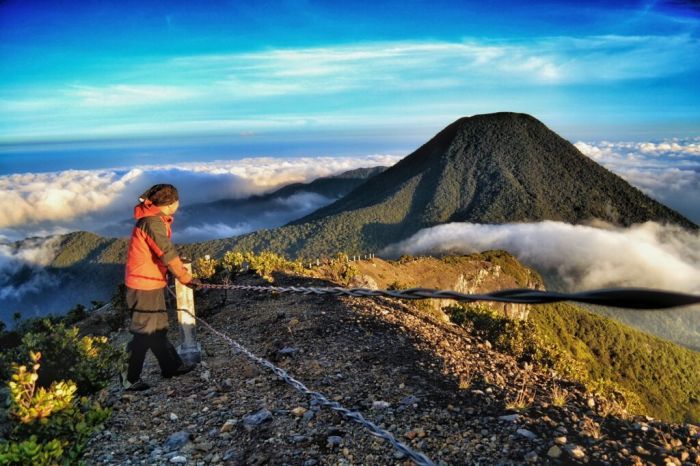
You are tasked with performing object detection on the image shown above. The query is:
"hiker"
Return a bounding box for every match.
[122,184,201,391]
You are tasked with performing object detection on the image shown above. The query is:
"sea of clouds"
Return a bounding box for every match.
[0,236,61,301]
[0,140,698,303]
[573,139,700,224]
[0,155,401,242]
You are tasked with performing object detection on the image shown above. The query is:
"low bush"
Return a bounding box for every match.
[196,250,305,283]
[1,320,123,396]
[325,253,358,286]
[0,351,110,465]
[246,250,304,282]
[193,255,219,280]
[220,250,246,282]
[445,303,538,356]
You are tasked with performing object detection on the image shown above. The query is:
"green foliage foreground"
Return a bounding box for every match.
[0,352,111,465]
[1,318,124,465]
[447,302,700,423]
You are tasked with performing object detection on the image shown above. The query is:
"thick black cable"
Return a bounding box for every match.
[198,284,700,309]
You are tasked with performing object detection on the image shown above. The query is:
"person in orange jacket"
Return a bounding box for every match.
[123,184,201,391]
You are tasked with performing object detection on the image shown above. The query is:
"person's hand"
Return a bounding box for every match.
[185,278,202,290]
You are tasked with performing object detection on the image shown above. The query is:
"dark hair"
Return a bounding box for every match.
[140,184,179,206]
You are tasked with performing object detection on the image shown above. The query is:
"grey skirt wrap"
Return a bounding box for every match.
[127,287,168,334]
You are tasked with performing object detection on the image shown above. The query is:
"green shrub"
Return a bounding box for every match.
[0,351,110,465]
[63,304,88,326]
[8,320,124,395]
[193,255,219,280]
[0,436,65,466]
[447,304,537,355]
[7,352,75,424]
[244,250,304,282]
[220,250,246,279]
[325,253,358,286]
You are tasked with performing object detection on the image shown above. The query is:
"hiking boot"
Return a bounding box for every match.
[124,378,151,391]
[163,363,196,378]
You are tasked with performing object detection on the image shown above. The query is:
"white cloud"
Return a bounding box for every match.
[0,155,401,240]
[0,236,61,300]
[169,35,700,97]
[574,139,700,223]
[637,141,700,155]
[178,223,253,243]
[382,221,700,294]
[174,192,335,243]
[67,84,199,107]
[272,192,332,211]
[0,169,142,229]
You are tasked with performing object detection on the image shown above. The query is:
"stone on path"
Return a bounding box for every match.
[164,431,191,452]
[243,408,273,431]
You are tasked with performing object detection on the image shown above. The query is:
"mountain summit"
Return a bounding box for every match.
[207,112,694,258]
[299,112,693,227]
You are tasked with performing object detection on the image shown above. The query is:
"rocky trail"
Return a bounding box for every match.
[83,273,700,465]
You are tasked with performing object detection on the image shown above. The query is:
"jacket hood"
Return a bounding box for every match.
[134,200,172,223]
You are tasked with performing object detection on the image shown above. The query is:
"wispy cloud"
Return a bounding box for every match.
[2,36,699,141]
[67,84,199,108]
[0,236,61,300]
[171,35,700,92]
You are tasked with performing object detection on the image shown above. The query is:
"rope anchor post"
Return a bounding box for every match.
[175,262,202,364]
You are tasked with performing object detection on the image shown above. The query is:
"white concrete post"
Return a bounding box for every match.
[175,262,201,364]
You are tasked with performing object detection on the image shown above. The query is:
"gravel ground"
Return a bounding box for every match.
[82,273,700,466]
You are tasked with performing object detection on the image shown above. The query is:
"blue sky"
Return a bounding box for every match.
[1,0,700,151]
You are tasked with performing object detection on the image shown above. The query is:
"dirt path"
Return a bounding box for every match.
[83,274,699,465]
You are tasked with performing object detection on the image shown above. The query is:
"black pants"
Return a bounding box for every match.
[126,329,183,383]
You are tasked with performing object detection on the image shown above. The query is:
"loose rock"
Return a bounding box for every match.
[164,431,191,452]
[243,408,272,431]
[547,446,562,458]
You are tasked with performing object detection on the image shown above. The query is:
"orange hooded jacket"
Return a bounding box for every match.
[124,200,192,290]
